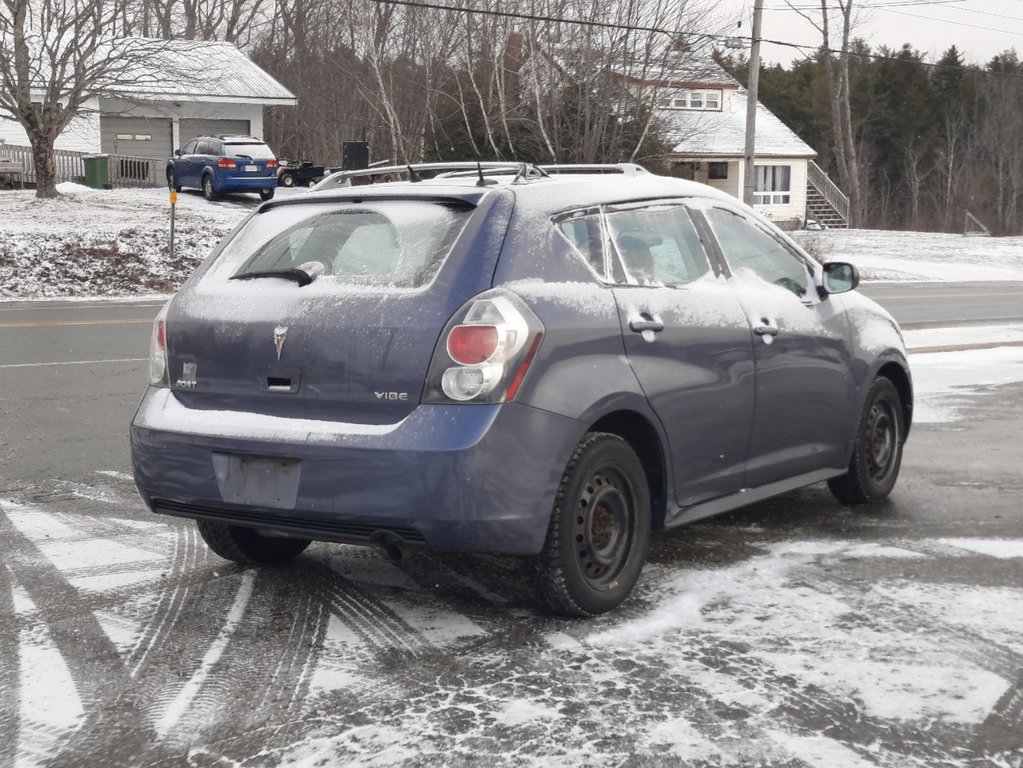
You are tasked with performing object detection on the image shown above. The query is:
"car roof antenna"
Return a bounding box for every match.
[475,161,496,187]
[406,164,421,183]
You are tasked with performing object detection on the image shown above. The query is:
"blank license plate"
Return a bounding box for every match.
[244,164,258,172]
[222,456,300,510]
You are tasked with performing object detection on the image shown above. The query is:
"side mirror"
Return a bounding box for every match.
[822,262,859,294]
[174,149,181,156]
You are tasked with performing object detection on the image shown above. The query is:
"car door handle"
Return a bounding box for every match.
[629,317,664,333]
[753,323,779,337]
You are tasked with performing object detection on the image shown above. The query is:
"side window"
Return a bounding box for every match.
[555,213,605,278]
[703,208,809,296]
[181,140,198,155]
[605,205,712,287]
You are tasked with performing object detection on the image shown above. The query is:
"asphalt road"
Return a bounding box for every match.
[1,287,1022,767]
[858,281,1023,328]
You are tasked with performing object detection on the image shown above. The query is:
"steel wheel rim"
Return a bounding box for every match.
[573,467,635,588]
[866,399,897,482]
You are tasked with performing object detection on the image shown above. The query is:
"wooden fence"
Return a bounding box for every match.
[0,143,164,189]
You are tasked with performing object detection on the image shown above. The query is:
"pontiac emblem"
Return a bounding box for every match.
[273,325,288,361]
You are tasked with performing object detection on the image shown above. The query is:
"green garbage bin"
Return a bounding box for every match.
[82,154,109,189]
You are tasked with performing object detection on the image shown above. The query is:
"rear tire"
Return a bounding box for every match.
[202,174,217,201]
[828,377,904,504]
[259,188,275,201]
[531,432,650,616]
[279,172,295,187]
[196,520,310,565]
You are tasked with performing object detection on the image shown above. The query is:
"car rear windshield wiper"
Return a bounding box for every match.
[230,262,325,287]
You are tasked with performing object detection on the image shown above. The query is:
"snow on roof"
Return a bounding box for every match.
[611,56,740,88]
[105,39,296,104]
[663,88,815,159]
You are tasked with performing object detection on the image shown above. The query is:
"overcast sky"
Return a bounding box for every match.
[711,0,1023,68]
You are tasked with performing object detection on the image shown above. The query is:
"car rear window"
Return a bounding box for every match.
[212,201,473,289]
[223,142,275,159]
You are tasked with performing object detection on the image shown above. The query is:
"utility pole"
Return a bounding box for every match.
[742,0,764,207]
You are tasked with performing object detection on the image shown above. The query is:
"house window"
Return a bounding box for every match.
[656,89,723,111]
[754,165,791,205]
[708,162,728,180]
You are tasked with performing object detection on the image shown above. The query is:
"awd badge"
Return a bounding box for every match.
[175,362,198,389]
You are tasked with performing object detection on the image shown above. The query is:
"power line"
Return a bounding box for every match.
[878,7,1023,36]
[367,0,1023,79]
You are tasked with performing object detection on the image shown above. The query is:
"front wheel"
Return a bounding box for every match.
[196,520,310,565]
[279,172,295,187]
[531,432,650,616]
[828,377,905,504]
[167,170,181,192]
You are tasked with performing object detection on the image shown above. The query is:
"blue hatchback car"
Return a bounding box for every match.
[131,163,912,615]
[167,135,279,202]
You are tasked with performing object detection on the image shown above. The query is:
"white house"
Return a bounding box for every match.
[0,40,296,162]
[615,58,845,229]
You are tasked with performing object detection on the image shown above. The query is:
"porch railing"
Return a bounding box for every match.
[806,160,850,223]
[0,143,164,189]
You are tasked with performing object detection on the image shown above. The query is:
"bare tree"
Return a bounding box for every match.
[0,1,218,198]
[107,0,269,44]
[785,0,863,225]
[979,52,1023,234]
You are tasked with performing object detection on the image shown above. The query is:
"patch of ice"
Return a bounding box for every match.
[909,345,1023,423]
[495,699,563,726]
[934,538,1023,559]
[767,731,880,768]
[762,653,1008,724]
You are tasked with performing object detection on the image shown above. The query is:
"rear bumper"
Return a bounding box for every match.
[219,173,277,191]
[130,387,582,555]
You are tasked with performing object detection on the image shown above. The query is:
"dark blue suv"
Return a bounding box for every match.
[131,163,912,615]
[167,135,278,201]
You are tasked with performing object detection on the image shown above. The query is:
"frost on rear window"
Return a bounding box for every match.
[210,201,472,289]
[223,143,274,160]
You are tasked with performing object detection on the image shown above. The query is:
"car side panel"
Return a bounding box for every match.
[612,283,756,507]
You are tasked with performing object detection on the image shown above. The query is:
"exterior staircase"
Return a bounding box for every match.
[806,160,849,228]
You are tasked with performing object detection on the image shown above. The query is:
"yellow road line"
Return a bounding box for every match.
[0,318,153,329]
[0,358,147,369]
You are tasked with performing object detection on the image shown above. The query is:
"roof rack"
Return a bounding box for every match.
[312,161,648,190]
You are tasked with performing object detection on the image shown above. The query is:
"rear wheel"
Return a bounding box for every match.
[279,172,295,187]
[828,377,904,504]
[196,520,310,565]
[531,432,650,616]
[259,188,275,201]
[202,174,217,201]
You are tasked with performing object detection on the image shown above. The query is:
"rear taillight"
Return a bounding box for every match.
[424,292,543,404]
[217,158,237,169]
[447,325,499,364]
[148,302,170,386]
[266,158,279,169]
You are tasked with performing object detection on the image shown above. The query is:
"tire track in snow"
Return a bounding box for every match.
[303,560,436,659]
[155,574,332,756]
[126,525,205,677]
[0,563,18,768]
[973,673,1023,758]
[154,570,256,738]
[0,505,164,768]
